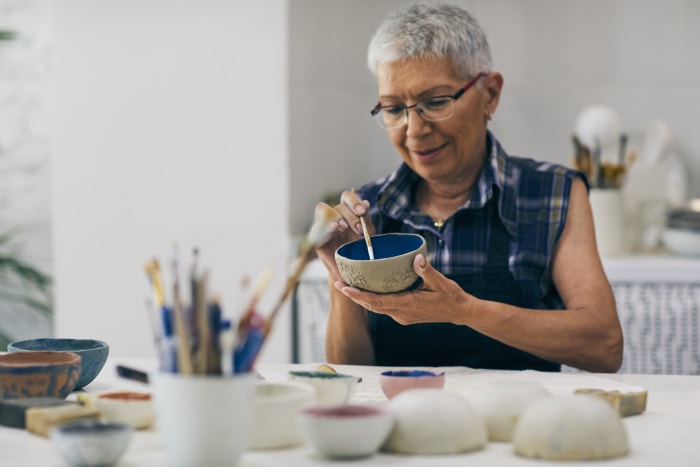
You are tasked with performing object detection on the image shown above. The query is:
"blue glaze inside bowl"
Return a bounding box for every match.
[337,233,424,261]
[8,338,109,390]
[380,370,444,378]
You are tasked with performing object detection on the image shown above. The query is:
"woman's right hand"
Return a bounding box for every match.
[312,189,374,283]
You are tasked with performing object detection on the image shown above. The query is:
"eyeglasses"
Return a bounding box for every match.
[370,72,487,129]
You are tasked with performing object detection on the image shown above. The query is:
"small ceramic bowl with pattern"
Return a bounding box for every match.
[8,338,109,389]
[0,350,81,399]
[335,233,427,293]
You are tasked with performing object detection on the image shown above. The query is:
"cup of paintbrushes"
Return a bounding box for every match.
[151,371,256,467]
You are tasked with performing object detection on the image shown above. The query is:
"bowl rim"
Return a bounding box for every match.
[50,419,133,436]
[8,338,109,352]
[0,350,81,367]
[300,403,390,418]
[380,369,445,378]
[335,233,426,263]
[254,380,315,402]
[289,370,356,380]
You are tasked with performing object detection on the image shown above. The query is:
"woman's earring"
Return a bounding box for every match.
[486,112,492,121]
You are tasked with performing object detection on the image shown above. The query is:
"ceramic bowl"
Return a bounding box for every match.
[288,371,357,407]
[662,227,700,255]
[8,338,109,389]
[249,380,315,450]
[299,403,395,459]
[462,380,552,441]
[379,369,445,400]
[383,388,487,455]
[0,351,81,399]
[50,419,132,467]
[513,394,628,460]
[335,233,427,293]
[93,390,155,430]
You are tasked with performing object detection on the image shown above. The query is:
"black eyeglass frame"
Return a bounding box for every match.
[369,72,487,125]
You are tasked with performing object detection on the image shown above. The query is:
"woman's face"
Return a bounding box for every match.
[375,57,501,187]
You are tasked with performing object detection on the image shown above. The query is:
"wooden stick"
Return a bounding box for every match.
[352,188,374,259]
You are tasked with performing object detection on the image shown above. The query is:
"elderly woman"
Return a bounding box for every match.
[313,2,623,372]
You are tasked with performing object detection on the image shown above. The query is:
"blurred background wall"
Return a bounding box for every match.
[0,0,698,362]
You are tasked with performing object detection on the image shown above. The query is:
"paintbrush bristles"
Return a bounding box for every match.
[306,204,336,247]
[143,259,166,306]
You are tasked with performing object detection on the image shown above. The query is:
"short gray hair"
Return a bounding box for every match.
[367,2,493,79]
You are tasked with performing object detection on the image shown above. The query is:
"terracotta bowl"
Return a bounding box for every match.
[379,369,445,400]
[298,403,395,459]
[0,350,81,399]
[335,233,427,293]
[8,338,109,389]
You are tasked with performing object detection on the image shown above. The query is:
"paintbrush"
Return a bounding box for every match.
[266,203,336,326]
[170,257,194,374]
[237,265,274,336]
[352,188,374,260]
[235,204,337,372]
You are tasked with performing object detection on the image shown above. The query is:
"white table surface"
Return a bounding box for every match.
[3,358,700,466]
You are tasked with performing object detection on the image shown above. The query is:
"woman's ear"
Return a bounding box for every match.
[483,72,504,117]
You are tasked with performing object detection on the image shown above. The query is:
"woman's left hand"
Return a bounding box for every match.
[335,253,473,325]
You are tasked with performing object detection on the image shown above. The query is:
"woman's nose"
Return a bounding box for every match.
[405,108,431,138]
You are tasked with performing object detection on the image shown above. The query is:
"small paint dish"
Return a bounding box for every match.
[379,369,445,400]
[50,419,133,467]
[298,403,395,459]
[93,390,155,430]
[289,371,357,407]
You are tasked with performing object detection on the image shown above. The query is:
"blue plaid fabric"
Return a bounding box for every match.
[355,131,585,309]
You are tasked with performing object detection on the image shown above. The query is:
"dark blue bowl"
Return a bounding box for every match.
[8,338,109,390]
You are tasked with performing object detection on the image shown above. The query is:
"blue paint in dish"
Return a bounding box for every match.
[380,370,444,378]
[336,233,424,261]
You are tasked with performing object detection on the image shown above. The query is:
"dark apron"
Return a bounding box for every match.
[368,212,560,371]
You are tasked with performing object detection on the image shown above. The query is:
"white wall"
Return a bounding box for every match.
[46,0,700,363]
[289,0,700,235]
[51,1,291,362]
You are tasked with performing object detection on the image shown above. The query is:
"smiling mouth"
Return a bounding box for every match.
[413,143,447,159]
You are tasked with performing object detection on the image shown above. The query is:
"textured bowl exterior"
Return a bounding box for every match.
[0,350,81,399]
[379,370,446,400]
[8,338,109,389]
[50,420,132,467]
[335,233,427,293]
